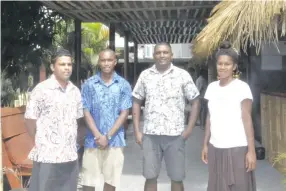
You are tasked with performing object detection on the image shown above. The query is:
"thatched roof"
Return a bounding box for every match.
[193,0,286,58]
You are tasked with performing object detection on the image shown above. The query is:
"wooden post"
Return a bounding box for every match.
[0,117,2,191]
[109,23,115,51]
[134,41,138,86]
[124,31,129,80]
[75,19,81,87]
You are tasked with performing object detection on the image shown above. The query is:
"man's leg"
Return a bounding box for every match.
[102,148,124,191]
[163,135,186,191]
[28,161,40,191]
[82,148,102,191]
[142,135,163,191]
[29,161,79,191]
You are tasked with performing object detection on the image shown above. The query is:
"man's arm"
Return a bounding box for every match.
[25,119,37,143]
[132,97,143,135]
[107,109,129,137]
[84,110,102,139]
[182,97,200,138]
[107,81,132,138]
[77,117,86,147]
[81,83,102,140]
[182,71,201,139]
[24,85,42,144]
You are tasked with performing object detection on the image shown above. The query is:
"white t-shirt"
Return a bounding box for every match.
[204,79,253,148]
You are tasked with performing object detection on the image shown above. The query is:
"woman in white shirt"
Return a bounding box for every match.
[202,41,257,191]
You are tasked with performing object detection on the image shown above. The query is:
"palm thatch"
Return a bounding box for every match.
[193,0,286,58]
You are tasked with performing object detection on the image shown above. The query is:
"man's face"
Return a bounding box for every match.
[98,51,117,74]
[50,56,73,82]
[153,44,173,66]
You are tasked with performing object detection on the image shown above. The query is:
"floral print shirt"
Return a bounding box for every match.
[133,64,199,136]
[25,75,83,163]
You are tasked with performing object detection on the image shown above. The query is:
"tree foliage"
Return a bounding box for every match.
[1,1,60,76]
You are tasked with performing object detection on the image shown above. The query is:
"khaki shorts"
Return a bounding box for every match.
[81,148,124,187]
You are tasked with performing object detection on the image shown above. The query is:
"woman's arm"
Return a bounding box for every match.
[202,111,210,164]
[241,99,256,172]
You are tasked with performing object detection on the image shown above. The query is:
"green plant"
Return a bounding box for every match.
[273,153,286,186]
[1,70,16,107]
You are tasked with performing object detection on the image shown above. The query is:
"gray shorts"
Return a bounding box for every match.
[142,134,186,181]
[28,160,79,191]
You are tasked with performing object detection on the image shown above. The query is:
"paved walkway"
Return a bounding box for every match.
[78,125,285,191]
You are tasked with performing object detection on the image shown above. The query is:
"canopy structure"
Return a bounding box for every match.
[42,1,218,44]
[193,0,286,57]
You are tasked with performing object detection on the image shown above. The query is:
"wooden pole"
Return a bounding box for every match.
[124,31,129,80]
[0,115,3,191]
[109,23,115,51]
[75,19,82,87]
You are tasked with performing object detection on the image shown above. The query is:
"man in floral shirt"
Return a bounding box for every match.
[132,42,200,191]
[25,49,83,191]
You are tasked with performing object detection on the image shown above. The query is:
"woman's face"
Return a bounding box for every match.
[216,55,237,80]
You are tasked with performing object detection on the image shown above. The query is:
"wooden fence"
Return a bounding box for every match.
[261,92,286,172]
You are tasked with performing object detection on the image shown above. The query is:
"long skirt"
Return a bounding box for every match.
[28,160,79,191]
[207,144,256,191]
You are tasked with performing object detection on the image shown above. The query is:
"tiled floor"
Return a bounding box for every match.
[78,125,285,191]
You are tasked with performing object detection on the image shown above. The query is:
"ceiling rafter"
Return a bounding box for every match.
[57,4,216,14]
[41,0,218,44]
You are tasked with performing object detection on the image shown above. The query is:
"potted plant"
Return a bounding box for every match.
[273,153,286,187]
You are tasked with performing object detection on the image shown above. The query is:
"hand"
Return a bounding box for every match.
[246,151,256,172]
[181,129,191,140]
[201,145,208,164]
[135,131,143,145]
[95,135,108,149]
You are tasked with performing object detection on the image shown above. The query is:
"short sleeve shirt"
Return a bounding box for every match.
[81,72,132,148]
[25,75,83,163]
[132,64,199,136]
[204,79,253,148]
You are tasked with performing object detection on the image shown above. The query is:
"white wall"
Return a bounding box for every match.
[261,41,286,70]
[139,43,192,59]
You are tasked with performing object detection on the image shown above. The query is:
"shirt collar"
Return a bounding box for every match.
[94,71,120,84]
[150,63,174,75]
[47,74,74,92]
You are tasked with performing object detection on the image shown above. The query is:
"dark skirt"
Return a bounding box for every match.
[207,144,256,191]
[28,160,79,191]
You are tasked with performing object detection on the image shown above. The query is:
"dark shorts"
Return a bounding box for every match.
[28,160,79,191]
[142,134,186,181]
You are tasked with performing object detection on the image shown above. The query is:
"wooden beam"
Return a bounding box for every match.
[129,27,197,35]
[59,4,216,14]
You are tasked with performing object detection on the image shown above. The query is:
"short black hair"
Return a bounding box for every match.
[99,48,117,59]
[215,41,239,64]
[154,42,172,52]
[51,49,72,64]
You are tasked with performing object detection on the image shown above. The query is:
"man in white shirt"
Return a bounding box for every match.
[132,42,200,191]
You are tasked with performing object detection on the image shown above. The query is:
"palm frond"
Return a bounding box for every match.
[193,0,286,58]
